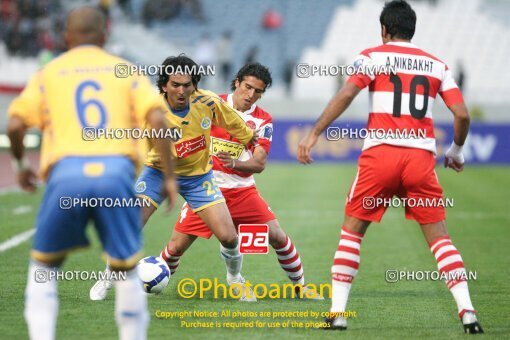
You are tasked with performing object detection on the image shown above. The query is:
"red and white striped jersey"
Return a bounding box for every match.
[347,41,463,154]
[211,93,273,188]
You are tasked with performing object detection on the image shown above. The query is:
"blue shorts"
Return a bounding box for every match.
[135,166,225,212]
[32,156,142,269]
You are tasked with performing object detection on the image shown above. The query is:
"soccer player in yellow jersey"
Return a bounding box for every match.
[90,55,259,301]
[7,7,177,340]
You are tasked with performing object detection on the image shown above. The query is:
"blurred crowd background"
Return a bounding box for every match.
[1,0,509,109]
[0,0,509,165]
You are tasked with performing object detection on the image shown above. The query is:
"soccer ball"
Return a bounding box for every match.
[137,256,171,294]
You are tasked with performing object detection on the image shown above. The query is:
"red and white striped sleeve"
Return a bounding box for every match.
[439,65,464,107]
[256,116,273,154]
[346,48,376,89]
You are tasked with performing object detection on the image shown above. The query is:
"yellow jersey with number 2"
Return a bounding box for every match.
[145,89,254,177]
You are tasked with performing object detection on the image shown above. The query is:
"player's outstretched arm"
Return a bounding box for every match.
[444,102,470,172]
[217,146,267,174]
[146,108,178,211]
[214,99,256,146]
[298,82,361,164]
[7,116,37,192]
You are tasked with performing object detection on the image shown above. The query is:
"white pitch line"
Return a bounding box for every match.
[0,229,35,252]
[0,186,20,196]
[12,205,33,215]
[0,183,42,196]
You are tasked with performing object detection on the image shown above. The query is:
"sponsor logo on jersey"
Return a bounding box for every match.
[175,135,207,158]
[246,120,256,129]
[201,117,212,129]
[353,58,364,71]
[135,181,146,193]
[263,126,273,139]
[211,137,245,160]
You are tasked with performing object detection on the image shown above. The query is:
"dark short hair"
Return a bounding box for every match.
[380,0,416,40]
[230,62,272,92]
[156,54,201,93]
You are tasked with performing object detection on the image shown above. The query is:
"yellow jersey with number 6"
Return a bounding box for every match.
[8,45,166,180]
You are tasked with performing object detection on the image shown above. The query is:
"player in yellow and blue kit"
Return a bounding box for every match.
[90,55,259,302]
[7,7,177,340]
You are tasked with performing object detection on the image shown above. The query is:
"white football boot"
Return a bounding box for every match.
[227,276,257,302]
[324,314,348,330]
[89,278,113,301]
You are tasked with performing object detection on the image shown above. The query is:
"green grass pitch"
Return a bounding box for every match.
[1,164,509,339]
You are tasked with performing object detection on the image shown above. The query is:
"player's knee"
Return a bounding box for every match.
[219,234,238,249]
[166,240,186,256]
[420,220,448,244]
[269,234,286,248]
[268,222,287,247]
[343,215,370,234]
[213,219,238,247]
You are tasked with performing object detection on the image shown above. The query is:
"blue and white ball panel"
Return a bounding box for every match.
[32,156,142,267]
[137,256,170,294]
